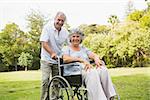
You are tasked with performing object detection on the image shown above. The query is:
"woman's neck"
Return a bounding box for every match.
[70,44,80,51]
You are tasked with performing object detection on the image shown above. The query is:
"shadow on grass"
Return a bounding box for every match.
[7,86,40,93]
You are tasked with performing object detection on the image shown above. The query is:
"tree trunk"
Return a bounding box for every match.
[15,64,17,71]
[25,66,28,71]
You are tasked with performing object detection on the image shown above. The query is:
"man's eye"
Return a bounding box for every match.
[58,19,64,22]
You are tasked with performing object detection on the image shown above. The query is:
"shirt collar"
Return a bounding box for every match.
[52,23,57,32]
[49,20,63,33]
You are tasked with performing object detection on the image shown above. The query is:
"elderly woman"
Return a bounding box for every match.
[62,29,116,100]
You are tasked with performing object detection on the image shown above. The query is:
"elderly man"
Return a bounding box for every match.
[40,12,69,100]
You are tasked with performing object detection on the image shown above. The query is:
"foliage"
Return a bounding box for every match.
[127,10,144,21]
[0,10,46,71]
[25,10,46,69]
[79,24,108,36]
[1,7,150,71]
[139,11,150,28]
[82,8,150,68]
[108,15,119,26]
[82,22,150,67]
[0,23,26,71]
[18,52,33,71]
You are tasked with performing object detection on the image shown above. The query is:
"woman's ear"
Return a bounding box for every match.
[70,39,71,43]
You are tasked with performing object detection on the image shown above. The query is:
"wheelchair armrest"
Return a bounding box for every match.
[58,56,79,64]
[63,61,80,64]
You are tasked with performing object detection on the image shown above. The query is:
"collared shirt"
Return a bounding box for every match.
[62,46,92,76]
[40,21,69,64]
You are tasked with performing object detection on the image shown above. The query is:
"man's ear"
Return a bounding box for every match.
[80,40,82,43]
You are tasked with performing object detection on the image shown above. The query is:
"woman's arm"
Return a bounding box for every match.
[88,52,102,68]
[63,54,84,63]
[63,54,93,71]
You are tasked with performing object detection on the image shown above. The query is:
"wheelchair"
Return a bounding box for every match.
[47,57,120,100]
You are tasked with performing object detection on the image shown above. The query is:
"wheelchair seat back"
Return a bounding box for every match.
[60,62,83,87]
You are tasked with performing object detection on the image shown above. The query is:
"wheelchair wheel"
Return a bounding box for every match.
[113,85,120,100]
[48,76,73,100]
[75,87,88,100]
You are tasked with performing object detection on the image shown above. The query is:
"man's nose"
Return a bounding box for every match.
[59,21,63,24]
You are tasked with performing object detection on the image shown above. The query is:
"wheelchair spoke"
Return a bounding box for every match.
[48,76,74,100]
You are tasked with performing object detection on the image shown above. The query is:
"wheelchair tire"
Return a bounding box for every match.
[48,76,74,100]
[113,84,120,100]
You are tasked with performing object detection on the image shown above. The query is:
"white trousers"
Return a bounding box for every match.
[82,66,116,100]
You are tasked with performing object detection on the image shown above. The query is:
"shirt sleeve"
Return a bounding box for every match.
[83,47,92,55]
[40,26,49,42]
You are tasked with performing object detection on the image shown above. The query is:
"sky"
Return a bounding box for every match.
[0,0,148,32]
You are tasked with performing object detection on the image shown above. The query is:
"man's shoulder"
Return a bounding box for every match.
[59,27,69,40]
[61,27,69,33]
[43,22,53,30]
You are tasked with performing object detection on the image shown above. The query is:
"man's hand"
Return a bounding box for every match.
[51,52,57,60]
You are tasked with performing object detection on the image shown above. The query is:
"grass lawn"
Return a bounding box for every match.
[0,67,149,100]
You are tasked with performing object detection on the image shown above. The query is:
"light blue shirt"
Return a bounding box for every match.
[62,46,92,76]
[40,21,69,64]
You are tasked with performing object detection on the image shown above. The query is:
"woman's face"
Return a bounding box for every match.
[70,33,82,46]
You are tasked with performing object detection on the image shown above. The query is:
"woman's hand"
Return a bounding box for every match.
[94,57,103,68]
[83,61,93,71]
[74,57,93,71]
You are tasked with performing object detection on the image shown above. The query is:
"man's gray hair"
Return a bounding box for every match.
[55,11,66,21]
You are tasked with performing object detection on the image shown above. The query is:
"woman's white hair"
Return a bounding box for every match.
[69,28,85,43]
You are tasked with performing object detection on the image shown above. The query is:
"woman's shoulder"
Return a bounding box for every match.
[80,45,87,50]
[62,46,71,51]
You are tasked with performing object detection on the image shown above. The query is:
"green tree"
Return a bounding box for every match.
[18,52,33,71]
[139,11,150,28]
[26,10,46,69]
[145,0,150,11]
[0,23,25,71]
[83,9,150,67]
[108,15,119,31]
[127,10,144,21]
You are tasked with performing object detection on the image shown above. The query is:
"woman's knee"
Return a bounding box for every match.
[97,66,109,75]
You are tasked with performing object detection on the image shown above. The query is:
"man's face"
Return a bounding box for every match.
[54,15,65,31]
